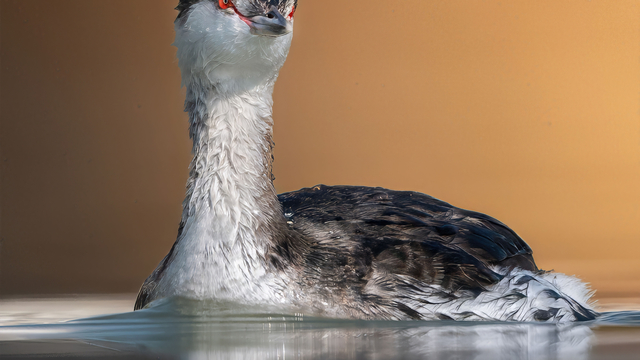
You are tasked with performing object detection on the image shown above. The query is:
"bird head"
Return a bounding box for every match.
[174,0,298,92]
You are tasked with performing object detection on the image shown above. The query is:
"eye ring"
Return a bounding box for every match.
[219,0,233,9]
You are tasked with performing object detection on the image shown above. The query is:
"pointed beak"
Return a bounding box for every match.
[243,5,292,37]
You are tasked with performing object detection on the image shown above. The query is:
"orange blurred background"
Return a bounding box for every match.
[1,0,638,299]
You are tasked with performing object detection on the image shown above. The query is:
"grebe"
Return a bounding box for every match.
[135,0,597,322]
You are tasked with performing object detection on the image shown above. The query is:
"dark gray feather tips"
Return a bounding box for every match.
[278,184,538,295]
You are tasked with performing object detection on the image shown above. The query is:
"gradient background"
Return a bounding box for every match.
[1,0,639,299]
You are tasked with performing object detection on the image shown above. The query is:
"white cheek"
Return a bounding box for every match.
[174,2,293,89]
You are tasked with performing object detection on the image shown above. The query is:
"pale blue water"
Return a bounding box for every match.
[1,297,639,359]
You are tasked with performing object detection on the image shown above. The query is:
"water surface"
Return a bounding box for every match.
[1,296,639,359]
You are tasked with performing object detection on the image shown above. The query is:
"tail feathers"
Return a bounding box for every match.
[397,269,598,322]
[507,271,598,322]
[446,269,598,322]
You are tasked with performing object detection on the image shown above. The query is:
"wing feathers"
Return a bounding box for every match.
[279,185,537,295]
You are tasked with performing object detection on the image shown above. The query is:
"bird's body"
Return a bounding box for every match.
[135,0,597,322]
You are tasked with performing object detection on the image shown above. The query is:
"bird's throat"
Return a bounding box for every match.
[183,84,279,225]
[167,83,286,299]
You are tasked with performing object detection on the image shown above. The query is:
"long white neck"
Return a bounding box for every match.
[158,81,290,301]
[182,83,281,239]
[157,5,297,303]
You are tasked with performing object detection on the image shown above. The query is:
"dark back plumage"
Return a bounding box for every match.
[279,185,537,296]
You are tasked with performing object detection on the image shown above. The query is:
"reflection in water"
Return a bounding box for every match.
[168,322,594,360]
[1,297,639,359]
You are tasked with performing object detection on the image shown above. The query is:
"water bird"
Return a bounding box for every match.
[135,0,597,322]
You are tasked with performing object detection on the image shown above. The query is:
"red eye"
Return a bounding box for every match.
[287,6,296,20]
[219,0,234,10]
